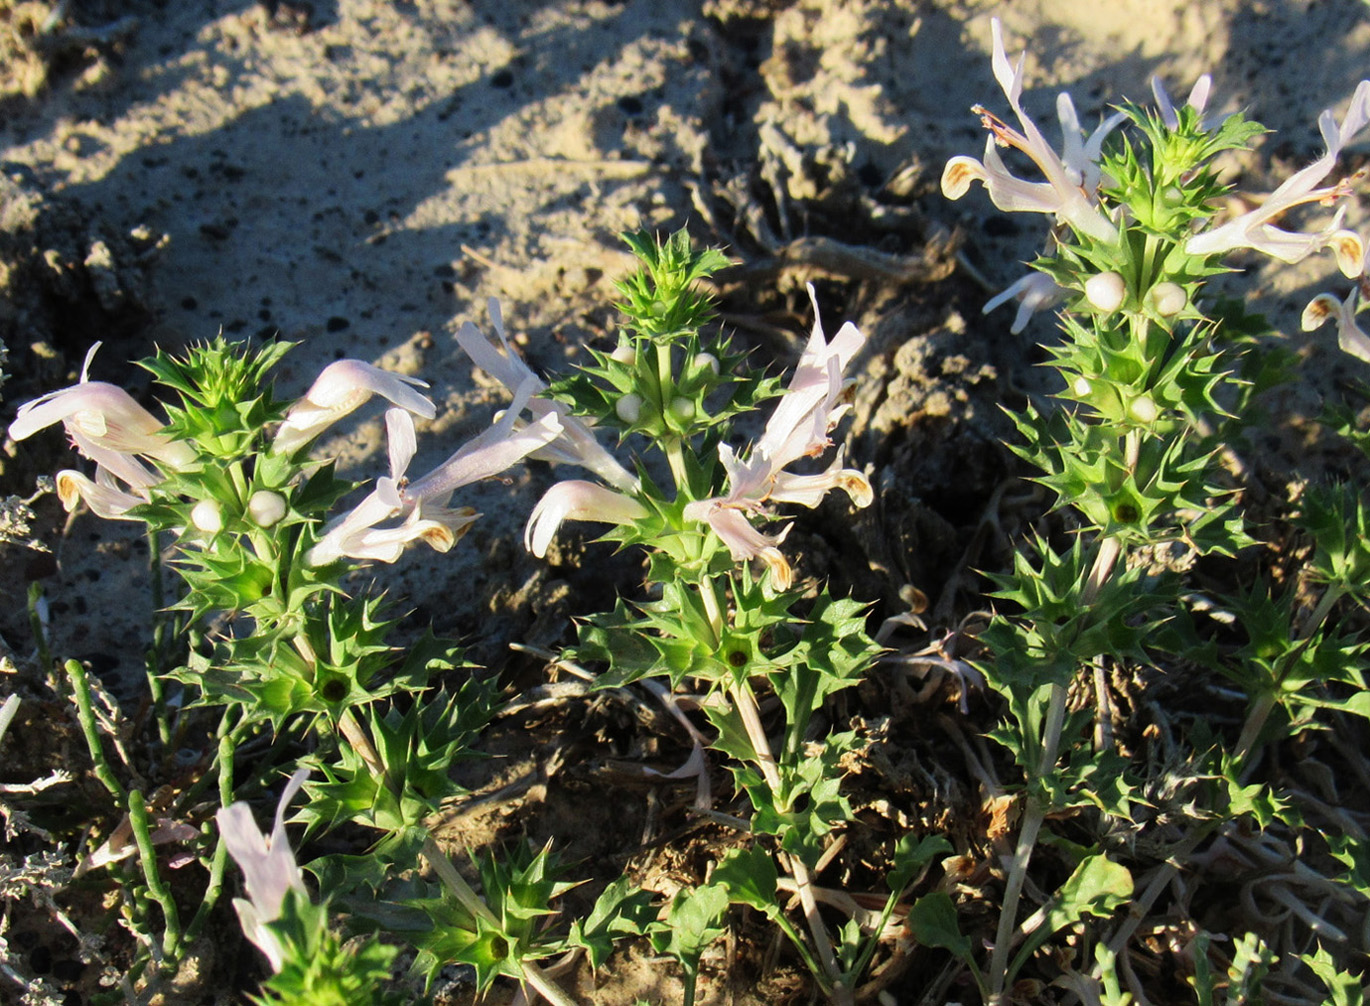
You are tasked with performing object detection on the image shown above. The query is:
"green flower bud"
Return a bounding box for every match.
[1128,394,1159,423]
[669,397,695,420]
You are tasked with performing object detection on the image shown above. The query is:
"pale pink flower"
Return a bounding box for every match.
[683,287,871,589]
[216,767,309,973]
[456,299,639,493]
[308,380,561,565]
[524,479,649,557]
[272,359,436,456]
[1151,73,1213,131]
[8,343,194,469]
[941,18,1123,245]
[1186,80,1370,275]
[982,271,1068,333]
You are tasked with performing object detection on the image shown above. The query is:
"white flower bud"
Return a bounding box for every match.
[616,393,643,424]
[247,490,287,527]
[692,352,720,375]
[1128,395,1159,423]
[1084,272,1126,313]
[1148,282,1187,317]
[1072,376,1092,398]
[670,397,695,420]
[610,344,636,366]
[191,499,223,534]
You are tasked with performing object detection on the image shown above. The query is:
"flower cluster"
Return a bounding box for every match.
[7,344,192,519]
[941,19,1124,245]
[944,17,1370,358]
[1184,80,1370,275]
[682,286,872,589]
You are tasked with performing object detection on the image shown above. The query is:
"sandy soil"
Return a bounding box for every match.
[2,0,1368,1002]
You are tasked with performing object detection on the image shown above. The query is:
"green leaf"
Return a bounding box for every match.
[567,877,658,970]
[888,834,953,894]
[648,883,729,971]
[1302,943,1365,1006]
[907,892,972,962]
[712,846,779,915]
[1010,855,1132,980]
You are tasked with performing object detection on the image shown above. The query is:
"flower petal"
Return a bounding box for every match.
[273,360,434,455]
[524,480,648,557]
[404,378,562,504]
[56,471,142,519]
[216,767,308,930]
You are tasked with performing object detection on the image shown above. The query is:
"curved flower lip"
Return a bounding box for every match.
[1185,79,1370,274]
[524,479,649,557]
[56,470,144,520]
[769,450,873,509]
[683,498,794,590]
[456,299,639,493]
[308,379,562,566]
[1303,289,1370,363]
[272,358,435,455]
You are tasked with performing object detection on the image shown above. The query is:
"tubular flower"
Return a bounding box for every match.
[216,768,309,973]
[524,479,649,558]
[941,18,1123,244]
[983,271,1068,333]
[272,359,436,456]
[308,379,561,566]
[455,298,639,493]
[1186,80,1370,275]
[8,343,194,470]
[683,286,872,589]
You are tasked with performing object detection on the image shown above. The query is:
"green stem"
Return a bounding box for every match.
[990,535,1121,1002]
[67,659,126,802]
[987,700,1057,1004]
[770,908,826,985]
[665,437,689,498]
[183,729,238,948]
[227,460,251,507]
[730,682,850,1006]
[698,573,724,649]
[1233,584,1345,771]
[129,789,183,960]
[145,528,174,750]
[174,708,250,811]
